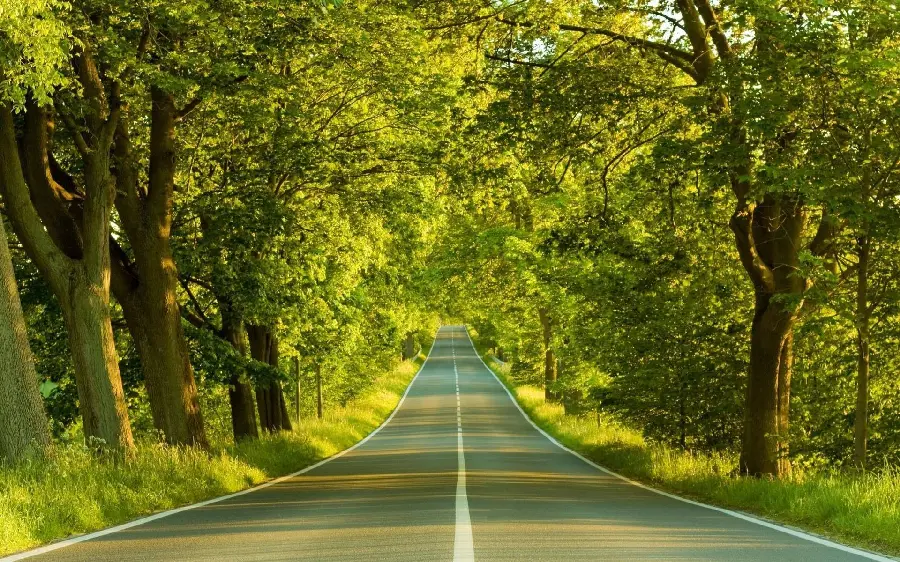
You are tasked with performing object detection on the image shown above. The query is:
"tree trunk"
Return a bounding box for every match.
[538,307,557,400]
[0,102,134,453]
[110,88,207,448]
[62,274,134,451]
[854,234,870,469]
[115,254,207,447]
[740,295,794,476]
[776,331,793,476]
[678,376,687,450]
[220,303,258,442]
[0,217,51,462]
[403,332,416,360]
[246,324,292,433]
[731,192,805,477]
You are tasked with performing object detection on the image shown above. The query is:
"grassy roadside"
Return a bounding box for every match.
[474,349,900,558]
[0,353,425,557]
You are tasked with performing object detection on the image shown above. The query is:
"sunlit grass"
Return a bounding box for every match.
[484,356,900,557]
[0,356,423,557]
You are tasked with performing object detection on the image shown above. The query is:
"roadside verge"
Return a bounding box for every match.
[1,343,432,559]
[467,330,899,560]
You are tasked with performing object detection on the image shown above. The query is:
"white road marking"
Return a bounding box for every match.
[461,328,897,562]
[2,339,440,562]
[452,332,475,562]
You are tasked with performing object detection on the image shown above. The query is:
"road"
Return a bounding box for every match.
[13,325,892,561]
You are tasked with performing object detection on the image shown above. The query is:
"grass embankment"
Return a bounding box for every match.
[0,354,424,557]
[479,354,900,558]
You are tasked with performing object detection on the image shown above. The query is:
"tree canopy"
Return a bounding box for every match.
[1,0,899,479]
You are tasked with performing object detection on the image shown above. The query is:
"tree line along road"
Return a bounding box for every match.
[7,326,894,562]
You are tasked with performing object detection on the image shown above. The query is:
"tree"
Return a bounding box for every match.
[0,0,133,452]
[420,0,900,477]
[0,216,51,462]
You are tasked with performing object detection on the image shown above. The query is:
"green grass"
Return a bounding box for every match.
[0,356,423,557]
[480,355,900,558]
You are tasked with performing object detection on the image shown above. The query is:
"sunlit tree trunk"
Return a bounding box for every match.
[0,216,50,462]
[0,96,134,453]
[111,88,207,448]
[733,193,805,477]
[403,332,416,360]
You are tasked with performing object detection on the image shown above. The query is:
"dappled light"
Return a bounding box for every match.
[2,0,899,559]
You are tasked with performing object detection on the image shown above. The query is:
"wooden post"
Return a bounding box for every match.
[316,363,323,420]
[294,356,301,424]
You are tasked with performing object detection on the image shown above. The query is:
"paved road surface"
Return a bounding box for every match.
[14,326,892,561]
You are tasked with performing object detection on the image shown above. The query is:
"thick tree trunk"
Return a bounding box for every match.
[538,307,557,400]
[854,235,870,468]
[0,102,134,453]
[740,296,794,476]
[732,194,803,477]
[110,88,207,448]
[62,275,134,451]
[220,304,258,441]
[246,325,292,432]
[0,217,51,462]
[115,249,207,447]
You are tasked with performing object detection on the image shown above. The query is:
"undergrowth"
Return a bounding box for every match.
[481,354,900,558]
[0,355,423,556]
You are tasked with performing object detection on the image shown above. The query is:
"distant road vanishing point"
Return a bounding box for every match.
[9,326,894,562]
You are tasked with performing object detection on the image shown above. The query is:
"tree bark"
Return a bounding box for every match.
[854,234,870,468]
[733,194,803,477]
[246,324,292,432]
[110,88,207,448]
[0,101,134,453]
[219,302,258,442]
[538,307,557,400]
[403,332,416,360]
[0,216,51,462]
[63,271,134,451]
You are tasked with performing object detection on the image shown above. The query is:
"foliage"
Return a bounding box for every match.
[479,350,900,556]
[0,355,422,556]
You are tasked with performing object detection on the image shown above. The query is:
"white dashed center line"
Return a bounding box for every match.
[452,334,474,561]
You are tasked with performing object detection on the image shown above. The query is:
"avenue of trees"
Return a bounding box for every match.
[422,0,900,476]
[2,0,900,480]
[0,0,446,460]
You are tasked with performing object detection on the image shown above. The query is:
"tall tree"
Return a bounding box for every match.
[0,11,134,450]
[0,216,51,462]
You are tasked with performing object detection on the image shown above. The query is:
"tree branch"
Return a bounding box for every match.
[485,53,552,68]
[497,17,695,62]
[0,105,73,284]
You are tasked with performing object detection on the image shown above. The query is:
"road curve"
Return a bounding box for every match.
[12,325,892,561]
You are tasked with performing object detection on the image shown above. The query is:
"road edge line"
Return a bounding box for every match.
[2,336,439,562]
[462,327,897,562]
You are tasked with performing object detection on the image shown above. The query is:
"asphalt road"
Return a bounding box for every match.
[15,325,893,561]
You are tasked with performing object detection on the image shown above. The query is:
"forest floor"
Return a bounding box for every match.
[477,353,900,559]
[0,353,424,557]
